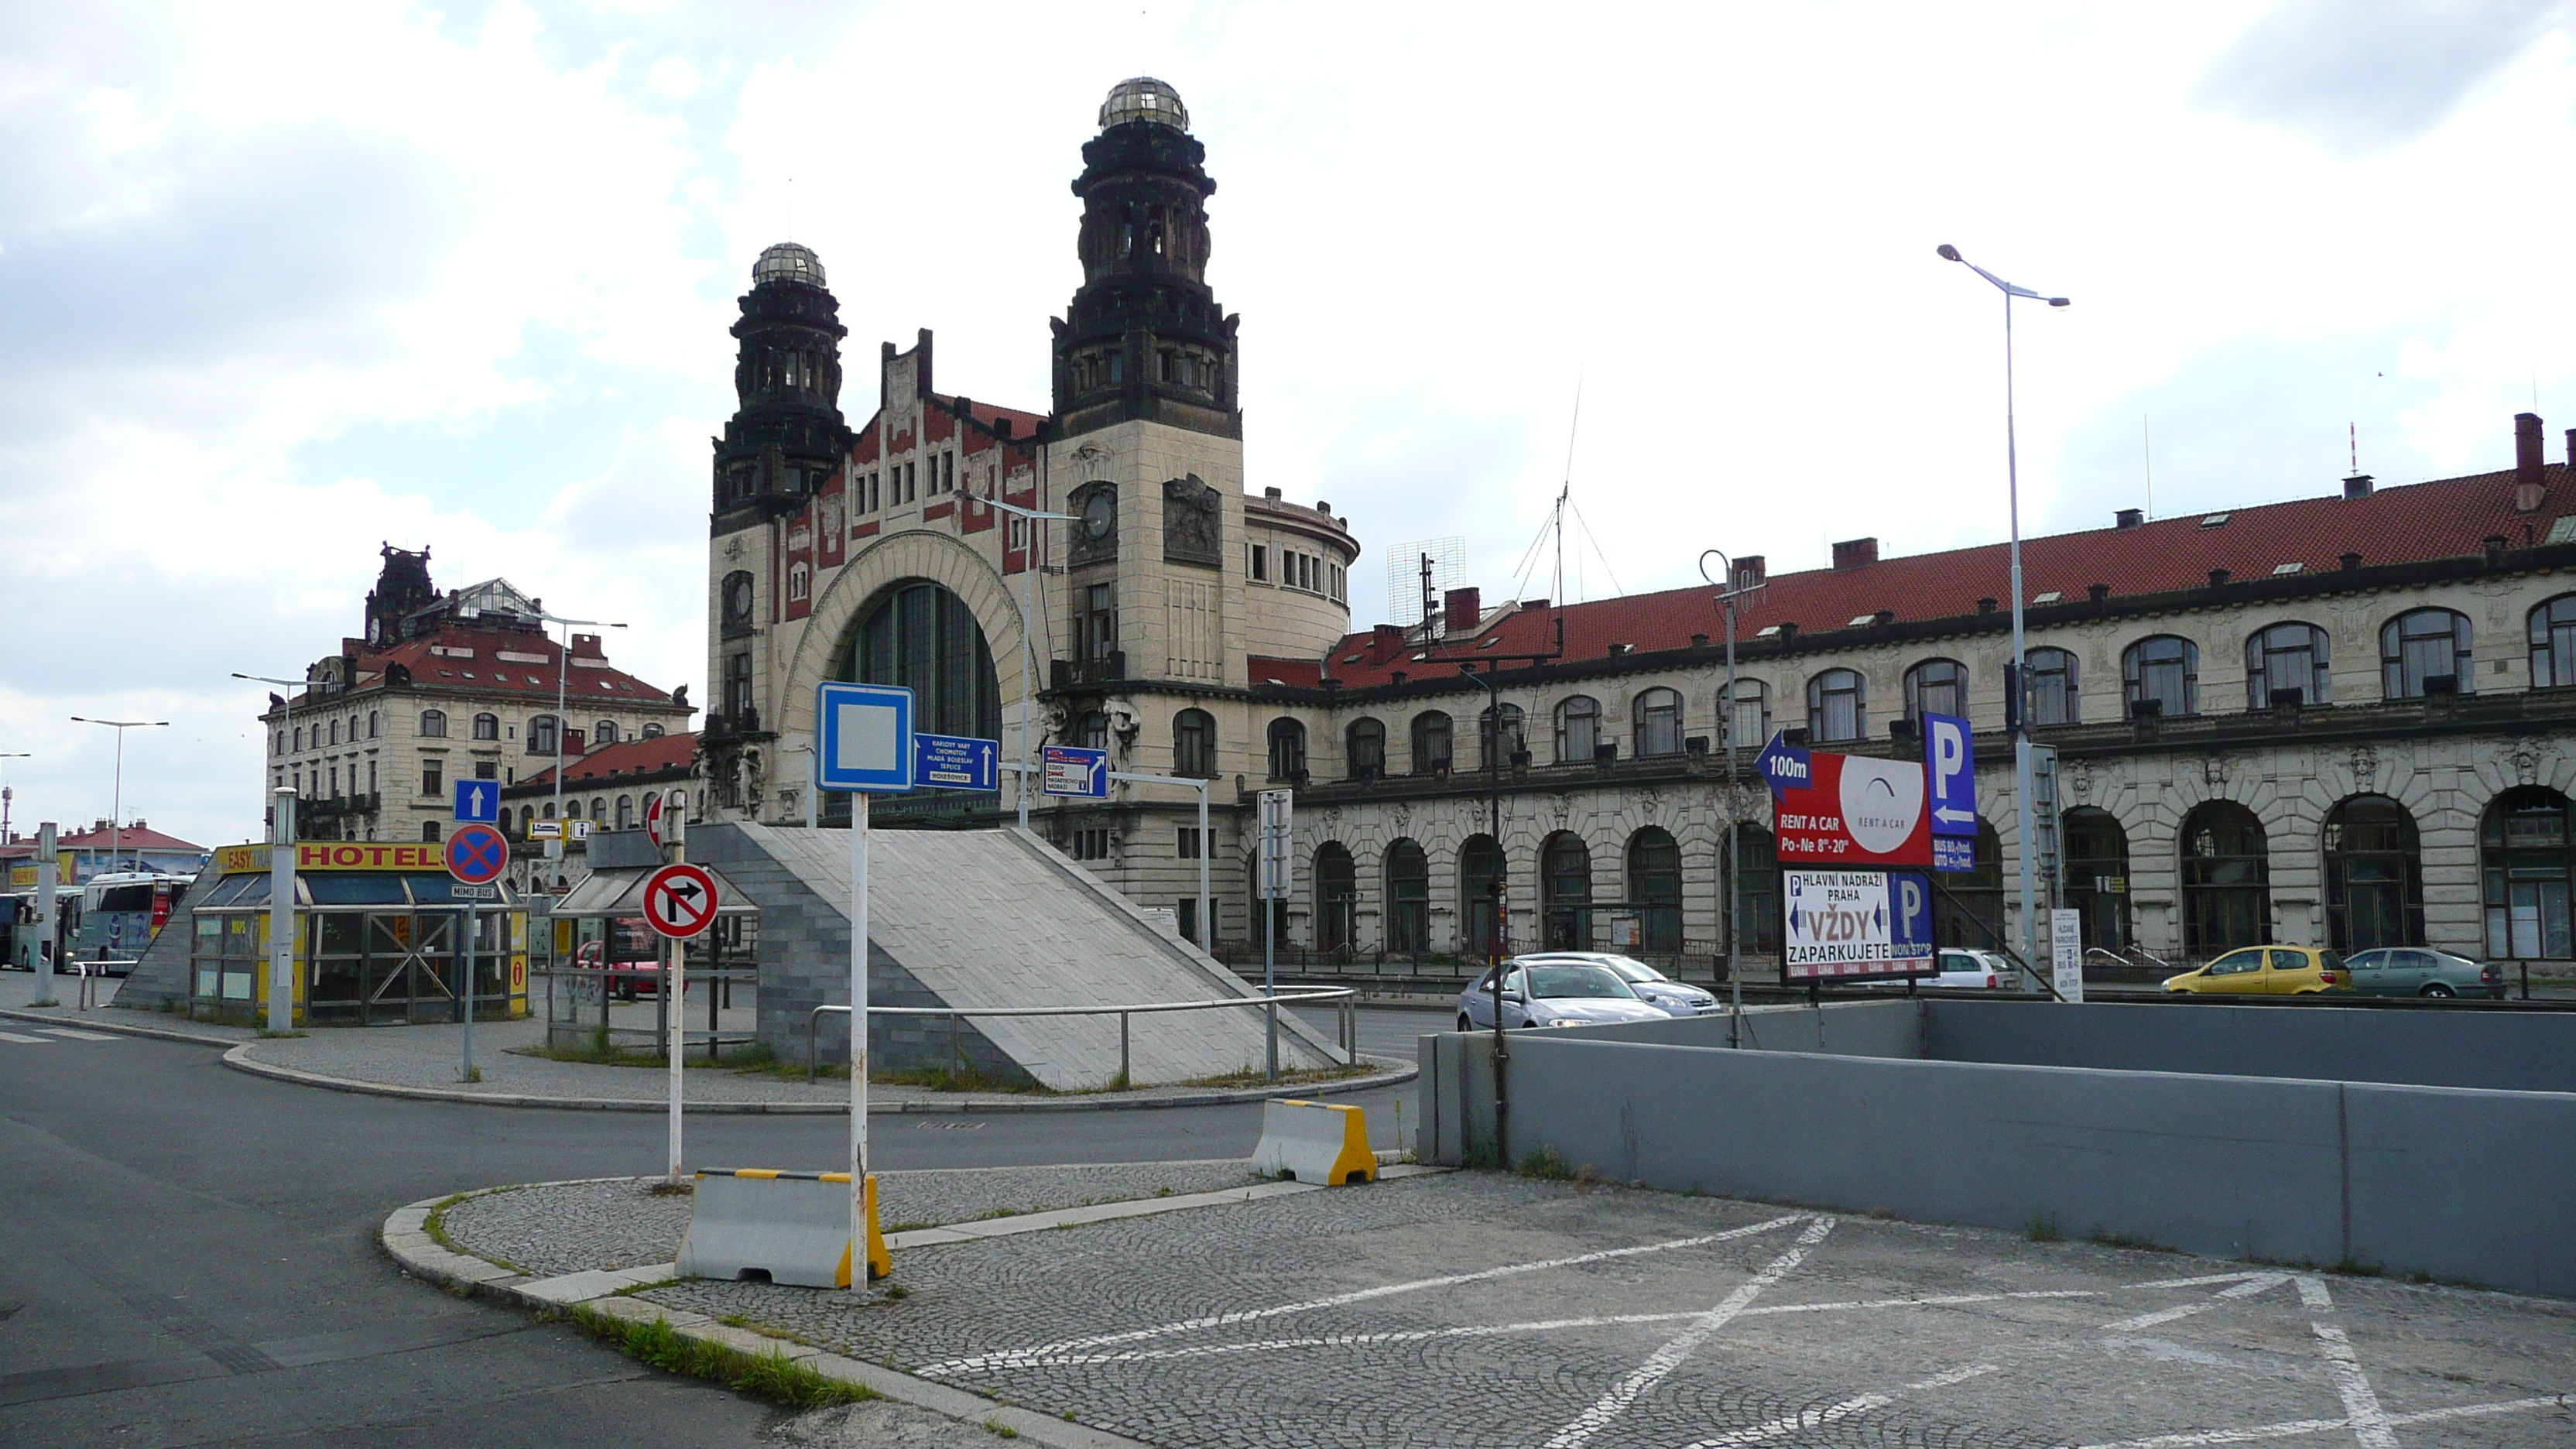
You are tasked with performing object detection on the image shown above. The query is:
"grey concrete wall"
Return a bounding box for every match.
[1423,1032,2576,1298]
[1923,1000,2576,1094]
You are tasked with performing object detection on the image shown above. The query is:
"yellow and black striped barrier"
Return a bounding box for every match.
[675,1169,890,1288]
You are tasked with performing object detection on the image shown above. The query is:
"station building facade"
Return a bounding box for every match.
[699,77,2576,975]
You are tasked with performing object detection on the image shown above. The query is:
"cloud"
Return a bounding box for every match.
[2194,0,2570,155]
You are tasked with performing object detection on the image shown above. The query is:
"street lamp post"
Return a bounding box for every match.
[0,752,28,852]
[1937,243,2069,985]
[68,718,169,880]
[532,615,626,888]
[233,672,306,826]
[1698,550,1766,1044]
[988,498,1080,831]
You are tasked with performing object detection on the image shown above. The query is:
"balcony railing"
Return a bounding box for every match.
[1050,653,1126,690]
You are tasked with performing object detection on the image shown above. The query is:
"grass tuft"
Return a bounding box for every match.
[1518,1144,1599,1183]
[572,1307,875,1409]
[2026,1211,2062,1243]
[984,1419,1019,1439]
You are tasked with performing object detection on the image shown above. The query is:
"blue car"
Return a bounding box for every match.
[1456,959,1672,1032]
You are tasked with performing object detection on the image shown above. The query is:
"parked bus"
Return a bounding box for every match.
[68,872,194,973]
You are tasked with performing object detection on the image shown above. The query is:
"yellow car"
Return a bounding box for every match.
[2163,945,2349,995]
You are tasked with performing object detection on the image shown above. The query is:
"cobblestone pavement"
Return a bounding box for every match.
[621,1173,2574,1449]
[438,1162,1267,1279]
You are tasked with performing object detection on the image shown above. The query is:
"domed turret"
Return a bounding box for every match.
[1098,77,1188,133]
[753,242,827,288]
[711,242,851,520]
[1054,79,1238,438]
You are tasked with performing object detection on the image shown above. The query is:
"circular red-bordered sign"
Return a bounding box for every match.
[445,824,510,886]
[642,862,719,940]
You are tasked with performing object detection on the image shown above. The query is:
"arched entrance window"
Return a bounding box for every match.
[1266,718,1307,781]
[2381,608,2472,698]
[2181,801,2270,957]
[1806,669,1865,742]
[1172,708,1214,777]
[1314,843,1356,953]
[2324,795,2424,951]
[2025,648,2079,727]
[1934,819,2003,951]
[1460,835,1506,959]
[838,580,1002,822]
[1627,827,1683,954]
[2122,636,2198,718]
[1725,824,1780,958]
[1540,832,1591,950]
[1555,697,1601,762]
[1633,690,1682,756]
[2060,807,2131,953]
[1411,712,1452,775]
[1479,704,1526,770]
[1386,840,1430,954]
[1345,718,1385,779]
[1903,659,1968,723]
[2482,787,2575,959]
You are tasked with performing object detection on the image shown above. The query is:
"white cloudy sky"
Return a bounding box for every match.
[4,0,2574,850]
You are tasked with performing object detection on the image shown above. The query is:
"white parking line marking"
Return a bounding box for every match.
[35,1028,117,1042]
[1543,1216,1835,1449]
[1004,1290,2104,1370]
[0,1032,53,1043]
[2098,1275,2290,1333]
[2129,1272,2273,1290]
[2073,1395,2571,1449]
[913,1212,1808,1378]
[2295,1276,2397,1449]
[1677,1362,2001,1449]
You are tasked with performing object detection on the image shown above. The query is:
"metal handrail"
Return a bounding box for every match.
[805,986,1362,1085]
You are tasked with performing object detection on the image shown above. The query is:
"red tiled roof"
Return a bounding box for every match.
[2,824,205,855]
[930,392,1048,440]
[1284,461,2576,689]
[290,625,683,709]
[514,731,698,790]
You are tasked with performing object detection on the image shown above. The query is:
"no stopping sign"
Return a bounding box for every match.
[642,863,719,940]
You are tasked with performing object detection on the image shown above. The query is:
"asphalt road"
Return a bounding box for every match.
[0,1011,1437,1447]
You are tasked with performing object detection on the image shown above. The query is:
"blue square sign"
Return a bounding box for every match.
[817,682,915,793]
[453,778,501,824]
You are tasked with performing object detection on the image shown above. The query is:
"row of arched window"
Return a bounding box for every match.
[415,711,656,750]
[509,790,681,837]
[276,711,382,755]
[1283,787,2576,964]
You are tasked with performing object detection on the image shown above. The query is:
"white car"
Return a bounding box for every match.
[1455,961,1671,1031]
[1930,948,2019,989]
[1511,951,1719,1017]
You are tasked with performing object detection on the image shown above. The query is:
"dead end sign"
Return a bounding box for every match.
[642,862,719,940]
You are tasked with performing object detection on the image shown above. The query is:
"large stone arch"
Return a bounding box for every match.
[779,531,1031,746]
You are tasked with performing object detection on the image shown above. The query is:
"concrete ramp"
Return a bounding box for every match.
[694,822,1338,1091]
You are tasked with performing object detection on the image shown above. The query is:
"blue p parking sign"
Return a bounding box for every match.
[817,683,915,793]
[1922,712,1978,871]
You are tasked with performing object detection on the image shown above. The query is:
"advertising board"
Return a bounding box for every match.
[1783,869,1935,981]
[1773,750,1932,868]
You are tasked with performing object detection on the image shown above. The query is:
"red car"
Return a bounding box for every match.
[575,920,662,1000]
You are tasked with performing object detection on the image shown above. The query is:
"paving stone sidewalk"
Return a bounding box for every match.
[570,1172,2570,1449]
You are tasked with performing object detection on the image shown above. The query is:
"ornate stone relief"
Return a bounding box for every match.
[2068,760,2094,802]
[2509,740,2542,787]
[2348,745,2380,793]
[2202,755,2228,788]
[1162,474,1221,567]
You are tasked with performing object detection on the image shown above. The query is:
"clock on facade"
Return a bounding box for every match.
[1083,491,1117,540]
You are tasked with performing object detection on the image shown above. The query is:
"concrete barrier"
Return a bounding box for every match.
[1251,1098,1375,1185]
[675,1170,891,1288]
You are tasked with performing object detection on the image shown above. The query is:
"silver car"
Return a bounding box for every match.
[1512,951,1719,1017]
[1456,961,1671,1031]
[2341,947,2505,999]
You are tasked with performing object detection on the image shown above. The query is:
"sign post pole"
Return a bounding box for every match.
[462,901,476,1080]
[32,823,57,1007]
[268,789,296,1034]
[815,680,914,1295]
[639,859,720,1182]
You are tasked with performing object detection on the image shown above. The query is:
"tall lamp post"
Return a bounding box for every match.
[988,498,1080,830]
[233,672,305,821]
[1698,550,1766,1044]
[0,752,28,850]
[1937,243,2069,982]
[68,718,168,879]
[532,614,626,888]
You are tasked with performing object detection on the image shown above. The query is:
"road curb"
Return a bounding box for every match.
[380,1186,1162,1449]
[224,1041,1414,1115]
[0,1005,242,1050]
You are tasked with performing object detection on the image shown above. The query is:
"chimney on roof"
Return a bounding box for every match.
[2341,552,2362,571]
[2343,474,2374,499]
[1263,486,1283,500]
[1443,587,1481,637]
[2516,413,2547,512]
[2567,428,2574,468]
[2114,508,2143,529]
[1831,538,1878,570]
[1733,556,1766,589]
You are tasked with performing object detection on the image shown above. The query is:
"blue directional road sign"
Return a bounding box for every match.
[1041,745,1110,798]
[914,733,999,791]
[1921,711,1978,872]
[817,682,915,793]
[1754,731,1811,796]
[453,778,501,824]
